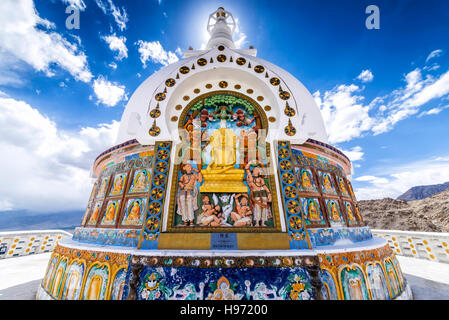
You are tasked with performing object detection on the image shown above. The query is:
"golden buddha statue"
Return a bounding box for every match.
[126,201,141,223]
[331,203,340,221]
[308,200,320,221]
[200,127,248,193]
[104,203,116,223]
[302,171,312,188]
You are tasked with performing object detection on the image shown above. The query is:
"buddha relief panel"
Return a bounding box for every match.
[169,92,278,230]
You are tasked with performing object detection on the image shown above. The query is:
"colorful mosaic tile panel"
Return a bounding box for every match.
[307,226,372,247]
[291,148,343,176]
[277,141,310,249]
[72,227,141,247]
[138,141,172,250]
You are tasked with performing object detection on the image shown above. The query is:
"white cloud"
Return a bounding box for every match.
[95,0,128,31]
[340,146,364,162]
[61,0,86,10]
[0,93,119,212]
[136,40,179,67]
[108,61,117,69]
[418,105,449,117]
[0,0,93,83]
[426,49,443,63]
[314,85,374,144]
[102,34,128,60]
[357,69,374,83]
[92,75,128,107]
[233,17,248,49]
[316,61,449,143]
[354,157,449,200]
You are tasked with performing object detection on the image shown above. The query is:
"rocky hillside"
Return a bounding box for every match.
[360,188,449,232]
[397,181,449,201]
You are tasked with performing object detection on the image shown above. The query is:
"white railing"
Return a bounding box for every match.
[0,230,72,259]
[372,229,449,264]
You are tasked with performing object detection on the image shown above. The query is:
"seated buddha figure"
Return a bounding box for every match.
[339,179,348,194]
[112,176,124,194]
[125,201,141,224]
[301,170,313,189]
[323,174,333,192]
[103,203,117,224]
[200,127,248,193]
[330,202,341,221]
[308,200,320,222]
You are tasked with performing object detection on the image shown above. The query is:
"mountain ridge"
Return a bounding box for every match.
[397,181,449,201]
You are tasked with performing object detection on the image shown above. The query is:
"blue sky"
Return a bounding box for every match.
[0,0,449,213]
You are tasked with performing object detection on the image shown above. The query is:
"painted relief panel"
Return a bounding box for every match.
[110,268,127,300]
[128,168,151,194]
[343,201,358,226]
[340,265,370,300]
[100,200,121,226]
[96,177,110,199]
[171,93,276,229]
[87,201,103,226]
[366,263,390,300]
[295,167,318,193]
[61,261,85,300]
[385,260,400,297]
[336,176,350,198]
[51,259,67,298]
[320,269,339,300]
[82,264,110,300]
[300,197,326,226]
[43,255,58,290]
[133,266,314,300]
[109,172,127,196]
[318,171,338,196]
[121,198,146,226]
[325,199,345,227]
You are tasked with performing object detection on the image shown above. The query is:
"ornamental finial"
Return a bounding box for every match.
[206,7,236,49]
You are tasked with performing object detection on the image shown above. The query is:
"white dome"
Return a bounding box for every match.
[116,10,327,146]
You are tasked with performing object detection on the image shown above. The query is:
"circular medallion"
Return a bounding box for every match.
[284,107,296,117]
[153,173,166,186]
[257,96,264,101]
[171,116,178,122]
[279,160,292,172]
[197,58,207,66]
[150,187,164,200]
[148,125,160,136]
[179,66,190,74]
[183,95,190,101]
[246,89,254,94]
[205,84,213,89]
[165,78,175,87]
[155,161,168,173]
[282,172,295,184]
[236,57,246,65]
[193,88,200,94]
[268,116,276,122]
[264,105,271,111]
[270,77,280,86]
[283,186,298,199]
[279,148,290,160]
[146,216,160,232]
[287,200,301,215]
[289,215,303,231]
[155,92,166,101]
[285,125,296,136]
[254,65,265,73]
[234,84,241,89]
[148,201,162,215]
[218,45,225,51]
[219,81,228,88]
[175,104,182,110]
[217,54,227,62]
[150,109,161,118]
[157,149,169,160]
[279,91,291,100]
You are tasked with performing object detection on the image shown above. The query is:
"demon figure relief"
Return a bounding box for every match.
[173,93,275,229]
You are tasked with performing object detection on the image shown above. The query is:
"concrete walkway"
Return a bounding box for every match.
[0,253,448,299]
